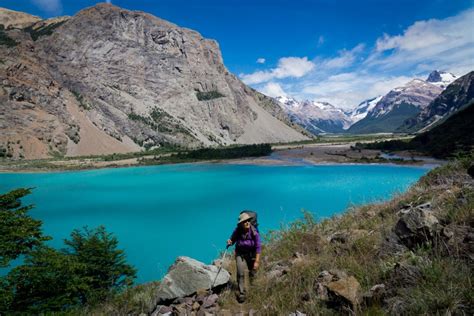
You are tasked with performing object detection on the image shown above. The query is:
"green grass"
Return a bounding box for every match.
[71,91,91,110]
[23,21,66,41]
[0,30,17,47]
[196,90,225,101]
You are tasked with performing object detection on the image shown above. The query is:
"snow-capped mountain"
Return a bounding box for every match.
[426,70,457,88]
[347,96,383,125]
[276,96,352,134]
[348,73,446,133]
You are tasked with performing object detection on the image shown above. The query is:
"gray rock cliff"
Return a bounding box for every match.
[0,4,307,159]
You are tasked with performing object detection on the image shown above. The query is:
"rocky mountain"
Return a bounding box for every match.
[426,70,457,89]
[0,4,307,159]
[347,74,445,134]
[346,95,382,125]
[398,71,474,132]
[0,8,40,29]
[276,96,351,134]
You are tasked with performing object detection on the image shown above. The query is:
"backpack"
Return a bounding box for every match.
[240,210,258,232]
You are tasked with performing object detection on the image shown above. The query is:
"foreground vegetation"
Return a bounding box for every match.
[0,189,136,314]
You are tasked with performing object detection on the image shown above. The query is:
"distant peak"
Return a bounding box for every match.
[426,70,443,83]
[426,70,456,85]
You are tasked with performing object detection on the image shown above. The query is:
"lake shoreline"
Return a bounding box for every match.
[0,142,445,173]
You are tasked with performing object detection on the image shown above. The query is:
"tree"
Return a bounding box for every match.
[0,189,137,313]
[64,226,137,302]
[5,246,88,313]
[0,188,49,267]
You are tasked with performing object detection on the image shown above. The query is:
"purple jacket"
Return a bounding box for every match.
[230,226,261,254]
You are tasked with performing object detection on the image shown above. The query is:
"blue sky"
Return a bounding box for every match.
[2,0,473,108]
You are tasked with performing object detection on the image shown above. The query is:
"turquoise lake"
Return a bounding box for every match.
[0,163,430,283]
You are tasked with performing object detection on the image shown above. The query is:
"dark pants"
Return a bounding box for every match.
[236,252,256,295]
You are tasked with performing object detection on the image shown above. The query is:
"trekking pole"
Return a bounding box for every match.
[210,245,230,292]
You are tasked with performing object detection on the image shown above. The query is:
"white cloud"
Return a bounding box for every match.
[31,0,62,15]
[260,82,288,98]
[367,9,474,74]
[240,57,315,84]
[301,73,413,109]
[319,44,365,69]
[256,58,266,64]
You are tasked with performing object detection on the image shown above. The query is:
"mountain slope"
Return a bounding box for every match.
[398,71,474,132]
[348,77,443,133]
[0,4,307,159]
[276,96,351,134]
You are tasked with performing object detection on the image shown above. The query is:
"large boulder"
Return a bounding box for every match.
[394,202,440,248]
[156,256,230,303]
[314,270,362,311]
[326,276,362,310]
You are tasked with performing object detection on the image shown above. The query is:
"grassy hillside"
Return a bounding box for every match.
[362,102,474,158]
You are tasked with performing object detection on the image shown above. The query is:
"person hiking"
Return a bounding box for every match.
[227,212,261,303]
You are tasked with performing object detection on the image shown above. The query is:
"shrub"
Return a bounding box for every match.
[196,90,225,101]
[0,30,17,47]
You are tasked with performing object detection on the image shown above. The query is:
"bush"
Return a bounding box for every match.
[24,21,66,41]
[0,30,17,47]
[196,90,225,101]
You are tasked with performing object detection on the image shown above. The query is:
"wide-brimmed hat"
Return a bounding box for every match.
[238,212,252,224]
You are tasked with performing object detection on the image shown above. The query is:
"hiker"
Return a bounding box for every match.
[227,212,261,303]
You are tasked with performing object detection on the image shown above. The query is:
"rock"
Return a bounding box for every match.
[316,270,334,283]
[328,269,348,281]
[394,202,440,248]
[201,294,219,308]
[389,262,422,287]
[151,305,173,315]
[156,256,230,303]
[327,230,368,244]
[326,276,362,309]
[265,261,290,281]
[363,284,386,306]
[172,303,188,315]
[378,232,408,258]
[288,311,307,316]
[314,282,329,300]
[192,301,200,311]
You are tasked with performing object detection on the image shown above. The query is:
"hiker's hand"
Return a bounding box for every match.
[226,239,232,246]
[253,260,260,270]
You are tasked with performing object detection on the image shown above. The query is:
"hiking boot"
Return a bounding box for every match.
[237,293,246,303]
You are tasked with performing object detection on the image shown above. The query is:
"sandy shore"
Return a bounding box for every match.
[0,141,444,173]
